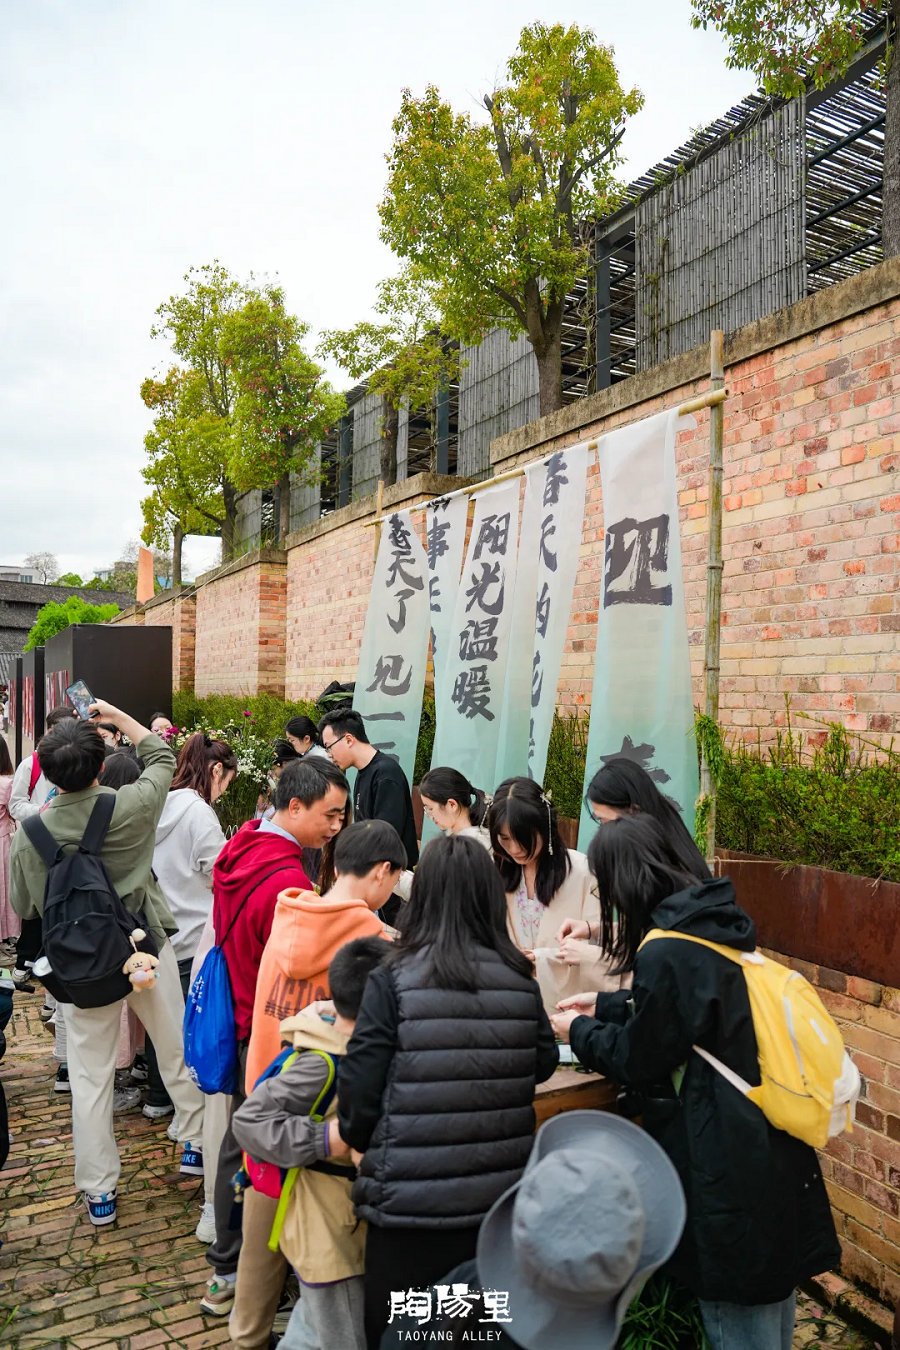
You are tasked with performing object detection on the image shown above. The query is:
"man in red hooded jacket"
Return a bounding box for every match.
[202,757,349,1319]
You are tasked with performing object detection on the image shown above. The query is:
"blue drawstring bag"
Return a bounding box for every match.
[184,945,238,1093]
[184,865,295,1095]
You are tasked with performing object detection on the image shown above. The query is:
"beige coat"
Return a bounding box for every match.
[506,849,631,1012]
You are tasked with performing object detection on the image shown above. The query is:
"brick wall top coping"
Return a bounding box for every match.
[195,546,286,588]
[284,472,472,549]
[108,604,143,624]
[490,254,900,466]
[142,585,195,612]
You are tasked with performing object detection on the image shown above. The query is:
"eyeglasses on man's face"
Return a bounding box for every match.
[323,733,348,757]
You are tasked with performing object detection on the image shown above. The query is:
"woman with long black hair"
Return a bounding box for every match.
[337,834,558,1349]
[554,756,710,967]
[487,776,625,1011]
[550,814,839,1350]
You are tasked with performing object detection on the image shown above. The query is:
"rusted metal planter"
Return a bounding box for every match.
[718,851,900,987]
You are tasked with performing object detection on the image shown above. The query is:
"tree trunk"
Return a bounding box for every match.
[277,472,291,547]
[221,481,237,561]
[380,398,399,486]
[884,0,900,258]
[533,306,564,417]
[172,523,183,589]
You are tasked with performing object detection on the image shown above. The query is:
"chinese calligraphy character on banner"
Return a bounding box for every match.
[496,443,590,786]
[429,480,521,790]
[425,493,469,708]
[578,409,699,848]
[353,509,430,785]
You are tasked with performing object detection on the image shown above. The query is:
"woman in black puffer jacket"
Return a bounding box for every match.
[338,833,559,1350]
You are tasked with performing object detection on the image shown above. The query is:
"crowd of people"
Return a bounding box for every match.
[0,696,843,1350]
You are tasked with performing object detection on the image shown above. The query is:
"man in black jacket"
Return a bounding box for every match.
[318,710,418,869]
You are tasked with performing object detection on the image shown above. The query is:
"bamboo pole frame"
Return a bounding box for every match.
[700,331,726,868]
[363,383,728,529]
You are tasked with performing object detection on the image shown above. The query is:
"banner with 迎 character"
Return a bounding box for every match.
[496,444,590,786]
[578,409,698,848]
[428,479,521,791]
[353,510,430,785]
[425,493,469,708]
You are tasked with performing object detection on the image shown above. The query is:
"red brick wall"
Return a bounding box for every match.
[490,274,900,743]
[283,476,460,703]
[765,948,900,1307]
[194,550,287,699]
[143,592,196,692]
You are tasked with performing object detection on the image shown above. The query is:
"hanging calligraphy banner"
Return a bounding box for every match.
[425,493,469,708]
[495,444,590,785]
[428,479,521,791]
[578,409,698,849]
[353,510,430,786]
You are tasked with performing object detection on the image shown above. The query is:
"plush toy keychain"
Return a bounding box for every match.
[123,929,160,991]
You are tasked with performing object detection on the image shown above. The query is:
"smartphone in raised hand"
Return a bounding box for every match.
[65,680,95,720]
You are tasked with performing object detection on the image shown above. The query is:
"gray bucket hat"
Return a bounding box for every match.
[477,1110,686,1350]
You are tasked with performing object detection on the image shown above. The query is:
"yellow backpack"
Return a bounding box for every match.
[640,929,860,1150]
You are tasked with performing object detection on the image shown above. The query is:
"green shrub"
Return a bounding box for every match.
[172,691,318,745]
[714,715,900,883]
[25,596,120,651]
[414,688,436,784]
[544,710,590,820]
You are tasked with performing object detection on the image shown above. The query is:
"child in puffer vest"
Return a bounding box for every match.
[232,938,387,1350]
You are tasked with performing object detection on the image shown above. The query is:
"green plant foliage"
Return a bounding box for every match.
[414,688,436,785]
[56,572,84,587]
[172,691,318,745]
[715,714,900,882]
[617,1273,710,1349]
[24,597,120,651]
[543,710,591,819]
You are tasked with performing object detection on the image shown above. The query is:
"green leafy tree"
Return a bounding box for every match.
[318,267,459,486]
[379,22,642,416]
[141,366,229,577]
[24,596,120,651]
[148,264,255,558]
[691,0,898,256]
[56,572,84,587]
[224,285,345,544]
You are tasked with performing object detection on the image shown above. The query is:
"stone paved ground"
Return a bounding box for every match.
[0,986,884,1349]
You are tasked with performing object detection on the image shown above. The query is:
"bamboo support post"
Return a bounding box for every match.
[701,331,726,868]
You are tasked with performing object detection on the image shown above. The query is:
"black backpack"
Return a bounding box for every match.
[23,794,157,1009]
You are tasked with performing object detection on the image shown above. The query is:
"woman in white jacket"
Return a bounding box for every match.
[146,732,236,1239]
[487,777,629,1013]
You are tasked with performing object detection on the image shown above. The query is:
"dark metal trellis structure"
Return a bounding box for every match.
[233,23,887,548]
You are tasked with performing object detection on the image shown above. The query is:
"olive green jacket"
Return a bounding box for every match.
[10,734,177,944]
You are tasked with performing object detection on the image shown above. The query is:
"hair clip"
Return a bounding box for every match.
[540,789,554,854]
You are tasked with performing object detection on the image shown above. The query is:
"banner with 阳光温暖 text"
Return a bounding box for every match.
[353,510,430,787]
[428,479,521,793]
[578,409,698,849]
[496,444,590,786]
[426,493,469,708]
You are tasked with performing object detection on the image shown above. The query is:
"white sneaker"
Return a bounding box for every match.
[166,1117,180,1143]
[195,1202,216,1244]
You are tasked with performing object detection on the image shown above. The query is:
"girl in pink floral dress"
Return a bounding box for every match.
[0,737,18,942]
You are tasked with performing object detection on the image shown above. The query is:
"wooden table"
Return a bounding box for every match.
[534,1065,619,1126]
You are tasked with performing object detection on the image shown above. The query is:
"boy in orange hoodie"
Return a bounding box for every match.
[230,820,406,1350]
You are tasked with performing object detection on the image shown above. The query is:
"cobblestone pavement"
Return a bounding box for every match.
[0,987,883,1349]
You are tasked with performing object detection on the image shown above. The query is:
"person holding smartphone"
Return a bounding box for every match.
[9,699,204,1228]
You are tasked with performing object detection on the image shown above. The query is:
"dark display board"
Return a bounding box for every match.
[44,625,172,729]
[22,647,45,749]
[10,656,22,763]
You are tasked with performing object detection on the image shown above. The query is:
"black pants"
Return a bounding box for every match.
[16,916,42,968]
[364,1224,480,1350]
[144,957,193,1105]
[205,1040,249,1277]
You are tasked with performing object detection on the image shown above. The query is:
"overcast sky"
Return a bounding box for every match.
[0,0,751,582]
